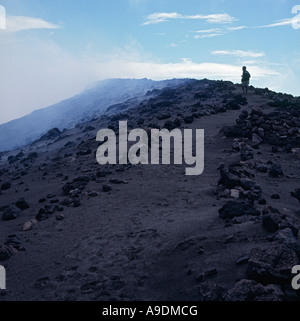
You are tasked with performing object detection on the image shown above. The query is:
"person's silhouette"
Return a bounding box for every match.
[241,66,251,94]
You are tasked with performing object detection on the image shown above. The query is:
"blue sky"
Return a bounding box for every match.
[0,0,299,124]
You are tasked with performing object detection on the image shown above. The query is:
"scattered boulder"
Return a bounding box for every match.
[109,179,128,185]
[225,279,283,301]
[271,194,280,199]
[2,205,21,221]
[198,281,226,301]
[269,164,284,178]
[252,133,263,145]
[246,246,299,285]
[239,110,248,120]
[1,182,11,191]
[256,164,268,173]
[240,145,254,161]
[218,164,240,189]
[226,101,241,110]
[274,228,298,246]
[35,208,49,221]
[0,245,15,261]
[235,256,249,265]
[39,128,61,141]
[163,121,176,131]
[103,185,112,193]
[56,214,65,221]
[183,116,194,124]
[15,198,30,210]
[22,219,38,232]
[219,200,260,219]
[291,189,300,202]
[62,176,90,196]
[262,214,282,233]
[88,191,99,197]
[76,149,92,156]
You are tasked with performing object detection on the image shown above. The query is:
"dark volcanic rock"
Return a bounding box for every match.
[218,164,240,189]
[62,177,90,195]
[183,115,194,124]
[256,164,268,173]
[225,279,283,301]
[109,179,128,185]
[239,110,249,120]
[103,185,112,193]
[269,164,284,178]
[2,205,21,221]
[262,214,282,233]
[218,201,260,219]
[226,101,241,110]
[35,208,48,222]
[222,125,249,138]
[291,189,300,202]
[15,198,30,210]
[240,145,254,161]
[76,149,92,156]
[1,182,11,191]
[246,246,299,285]
[198,281,226,301]
[0,245,15,261]
[39,128,61,141]
[163,121,177,131]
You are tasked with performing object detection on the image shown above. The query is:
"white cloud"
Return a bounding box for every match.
[195,33,224,39]
[0,33,288,125]
[166,42,178,47]
[259,17,297,28]
[3,15,61,33]
[212,50,265,58]
[227,26,247,31]
[194,28,222,34]
[143,12,237,25]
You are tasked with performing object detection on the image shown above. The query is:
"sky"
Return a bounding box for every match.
[0,0,300,124]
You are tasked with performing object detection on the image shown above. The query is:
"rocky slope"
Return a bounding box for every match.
[0,78,187,152]
[0,79,300,301]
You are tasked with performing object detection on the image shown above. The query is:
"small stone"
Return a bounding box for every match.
[73,199,81,208]
[0,245,15,261]
[204,268,218,277]
[22,219,38,231]
[225,279,283,301]
[271,194,280,199]
[35,208,48,221]
[246,246,298,284]
[56,214,65,221]
[199,282,226,301]
[269,164,284,178]
[262,214,282,233]
[88,191,99,197]
[235,256,249,265]
[1,182,11,191]
[2,205,21,221]
[256,164,268,173]
[15,198,30,210]
[230,189,240,198]
[252,133,263,145]
[103,185,112,193]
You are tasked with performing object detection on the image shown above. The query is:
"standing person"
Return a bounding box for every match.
[241,66,251,94]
